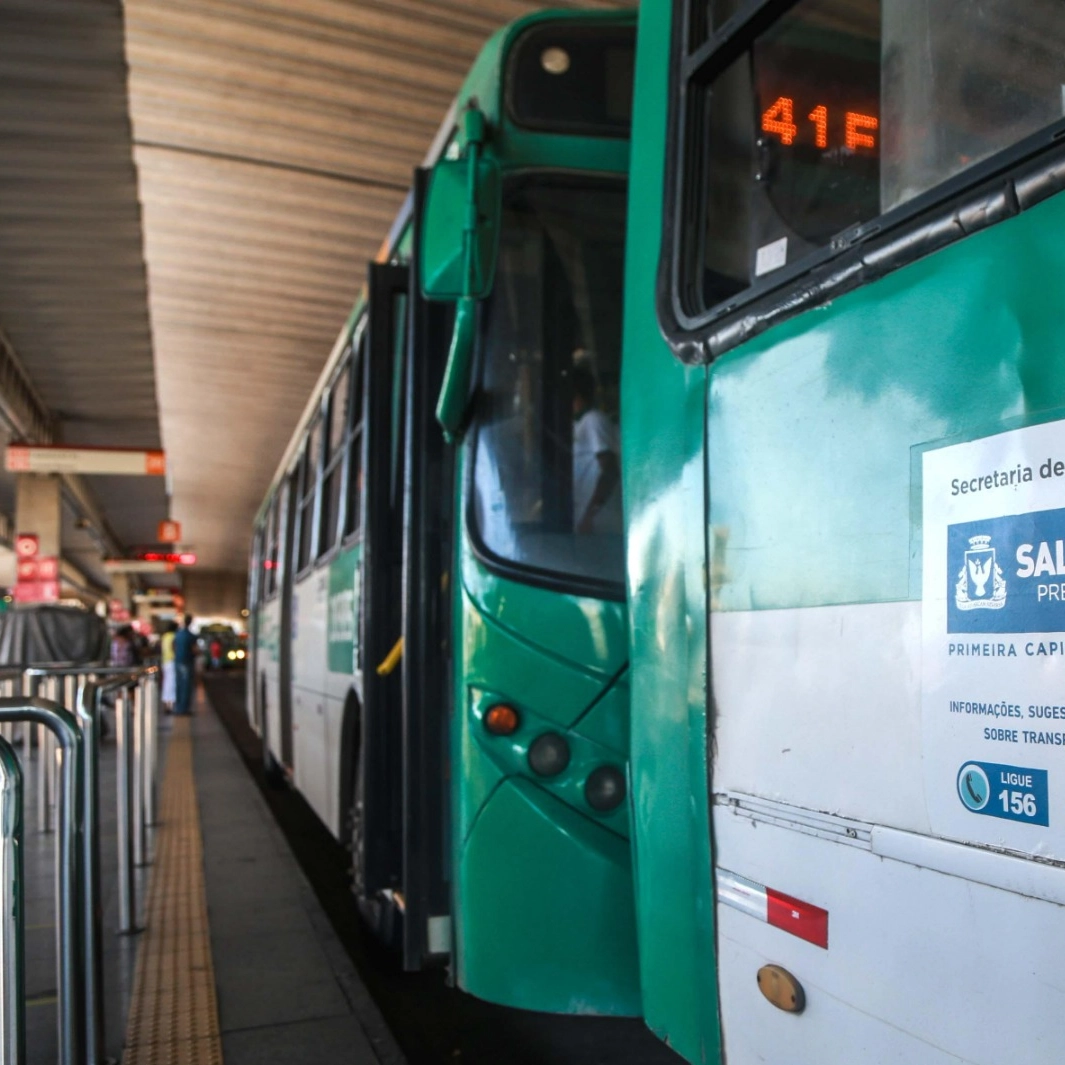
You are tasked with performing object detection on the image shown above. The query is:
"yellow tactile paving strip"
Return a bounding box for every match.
[124,717,224,1065]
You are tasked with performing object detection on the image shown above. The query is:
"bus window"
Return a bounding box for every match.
[673,0,1065,321]
[250,526,263,608]
[264,496,279,598]
[471,178,626,595]
[882,0,1065,209]
[344,331,366,539]
[320,352,351,556]
[296,419,321,573]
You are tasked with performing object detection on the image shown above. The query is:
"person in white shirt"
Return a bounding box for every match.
[571,362,622,535]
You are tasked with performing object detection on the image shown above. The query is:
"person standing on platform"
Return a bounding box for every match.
[110,625,136,668]
[160,620,177,713]
[173,614,197,716]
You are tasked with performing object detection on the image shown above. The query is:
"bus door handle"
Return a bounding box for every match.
[376,637,403,676]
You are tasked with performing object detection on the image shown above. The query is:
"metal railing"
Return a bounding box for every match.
[0,662,162,1065]
[0,735,24,1065]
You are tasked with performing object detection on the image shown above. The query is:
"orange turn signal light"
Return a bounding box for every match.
[484,704,520,736]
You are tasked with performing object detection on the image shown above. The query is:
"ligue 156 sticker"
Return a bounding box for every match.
[957,761,1049,826]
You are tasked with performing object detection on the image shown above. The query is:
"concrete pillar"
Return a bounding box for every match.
[110,572,133,615]
[15,473,61,557]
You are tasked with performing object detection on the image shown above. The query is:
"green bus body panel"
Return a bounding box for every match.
[452,448,640,1014]
[456,777,640,1017]
[625,4,1065,1062]
[462,553,628,694]
[710,190,1065,614]
[326,543,361,675]
[622,4,719,1060]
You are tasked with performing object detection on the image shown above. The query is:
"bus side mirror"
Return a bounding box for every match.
[420,155,501,301]
[435,296,477,444]
[421,107,501,441]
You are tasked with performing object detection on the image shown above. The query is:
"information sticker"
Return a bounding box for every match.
[922,420,1065,856]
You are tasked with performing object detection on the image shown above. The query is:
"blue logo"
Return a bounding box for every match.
[958,763,990,811]
[956,760,1049,826]
[947,508,1065,633]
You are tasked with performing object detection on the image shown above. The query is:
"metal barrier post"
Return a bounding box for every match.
[0,698,83,1065]
[115,686,136,935]
[0,736,24,1065]
[132,683,145,868]
[69,669,140,1065]
[143,673,158,828]
[21,676,50,838]
[76,678,105,1065]
[46,678,60,834]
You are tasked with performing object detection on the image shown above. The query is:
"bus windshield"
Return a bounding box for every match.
[471,177,627,596]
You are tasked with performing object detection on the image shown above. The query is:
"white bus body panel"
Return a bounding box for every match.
[291,562,358,839]
[710,602,1065,1064]
[259,597,282,764]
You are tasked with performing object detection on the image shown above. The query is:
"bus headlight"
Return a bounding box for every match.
[484,704,519,736]
[585,766,626,812]
[237,649,246,659]
[528,732,570,777]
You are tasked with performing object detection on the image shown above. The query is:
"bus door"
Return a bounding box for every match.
[361,261,408,903]
[247,528,262,733]
[398,168,453,970]
[360,204,453,968]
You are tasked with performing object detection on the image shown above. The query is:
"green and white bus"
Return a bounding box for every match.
[247,8,641,1016]
[251,0,1065,1059]
[624,0,1065,1062]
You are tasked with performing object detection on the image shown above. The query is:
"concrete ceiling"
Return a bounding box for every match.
[0,0,168,577]
[124,0,624,574]
[0,0,627,591]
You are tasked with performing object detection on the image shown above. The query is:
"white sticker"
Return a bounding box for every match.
[754,237,788,277]
[922,419,1065,858]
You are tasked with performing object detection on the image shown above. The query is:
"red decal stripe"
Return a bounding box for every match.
[766,888,828,949]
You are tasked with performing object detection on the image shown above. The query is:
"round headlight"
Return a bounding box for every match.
[528,732,570,777]
[585,766,626,812]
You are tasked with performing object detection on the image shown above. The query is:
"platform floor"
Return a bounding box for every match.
[23,683,404,1065]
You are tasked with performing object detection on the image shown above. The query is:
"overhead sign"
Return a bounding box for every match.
[14,580,58,604]
[105,559,175,574]
[6,444,166,476]
[158,519,182,543]
[15,551,59,604]
[922,418,1065,858]
[139,551,196,566]
[15,534,38,559]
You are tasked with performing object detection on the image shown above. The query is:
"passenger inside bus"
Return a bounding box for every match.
[571,360,621,536]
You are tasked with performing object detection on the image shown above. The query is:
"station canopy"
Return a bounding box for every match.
[0,0,627,591]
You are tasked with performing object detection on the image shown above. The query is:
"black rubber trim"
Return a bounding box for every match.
[657,0,1065,365]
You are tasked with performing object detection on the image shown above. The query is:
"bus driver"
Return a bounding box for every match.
[572,361,621,536]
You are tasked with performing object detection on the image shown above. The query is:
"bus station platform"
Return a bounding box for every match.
[22,682,405,1065]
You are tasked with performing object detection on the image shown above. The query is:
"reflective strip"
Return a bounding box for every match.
[717,868,829,950]
[766,887,829,949]
[717,869,767,921]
